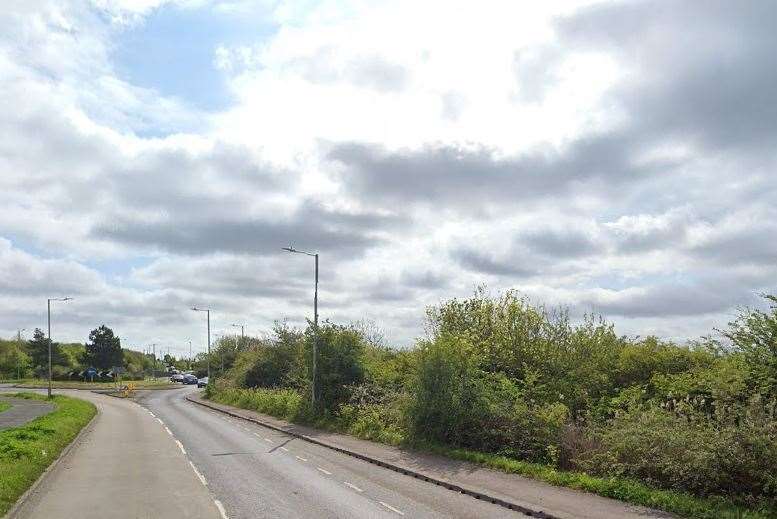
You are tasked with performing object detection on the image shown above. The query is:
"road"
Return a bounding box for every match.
[139,387,527,519]
[11,389,222,519]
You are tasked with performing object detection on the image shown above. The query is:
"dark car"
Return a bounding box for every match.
[182,374,198,385]
[197,376,209,388]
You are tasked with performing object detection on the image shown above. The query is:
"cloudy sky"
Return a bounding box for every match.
[1,0,775,354]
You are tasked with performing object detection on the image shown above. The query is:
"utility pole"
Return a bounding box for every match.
[188,340,192,371]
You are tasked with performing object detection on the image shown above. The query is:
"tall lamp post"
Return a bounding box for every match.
[47,297,72,398]
[16,328,25,380]
[191,307,211,379]
[231,323,245,341]
[282,245,319,408]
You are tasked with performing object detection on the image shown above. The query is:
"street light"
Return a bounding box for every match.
[282,245,319,408]
[231,323,245,341]
[47,297,72,398]
[191,307,211,379]
[17,328,25,380]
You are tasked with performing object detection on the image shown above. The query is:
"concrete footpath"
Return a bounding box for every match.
[9,390,222,519]
[0,397,54,430]
[188,393,675,519]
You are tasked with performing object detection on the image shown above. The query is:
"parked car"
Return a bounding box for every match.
[197,376,209,388]
[182,374,198,385]
[170,373,184,383]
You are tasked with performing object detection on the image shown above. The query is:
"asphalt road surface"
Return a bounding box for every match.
[139,387,528,519]
[11,389,222,519]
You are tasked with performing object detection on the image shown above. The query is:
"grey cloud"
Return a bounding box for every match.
[399,269,450,290]
[557,0,777,152]
[521,229,601,258]
[581,278,758,318]
[92,201,401,257]
[327,131,671,208]
[451,247,537,278]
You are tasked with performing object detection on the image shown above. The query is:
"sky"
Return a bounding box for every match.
[1,0,776,356]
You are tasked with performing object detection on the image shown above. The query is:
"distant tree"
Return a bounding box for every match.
[27,328,66,369]
[83,325,123,370]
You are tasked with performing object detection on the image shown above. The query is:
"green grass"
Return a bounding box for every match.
[0,402,10,414]
[0,392,96,515]
[208,386,777,519]
[14,378,177,390]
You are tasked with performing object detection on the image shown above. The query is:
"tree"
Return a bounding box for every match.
[83,325,123,370]
[27,328,66,370]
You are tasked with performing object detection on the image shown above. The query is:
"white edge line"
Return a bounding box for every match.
[379,501,405,516]
[214,499,229,519]
[165,426,173,436]
[175,440,186,455]
[189,461,207,486]
[156,418,164,425]
[344,481,363,492]
[316,467,332,475]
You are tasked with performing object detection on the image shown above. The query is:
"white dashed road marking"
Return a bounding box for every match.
[316,467,332,475]
[379,502,405,516]
[344,482,363,492]
[280,447,289,452]
[165,426,174,436]
[156,418,164,426]
[264,438,273,443]
[295,456,308,462]
[175,440,186,455]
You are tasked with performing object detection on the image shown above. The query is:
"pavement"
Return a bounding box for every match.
[184,390,675,519]
[6,389,223,519]
[0,397,54,430]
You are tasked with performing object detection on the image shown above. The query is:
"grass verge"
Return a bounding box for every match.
[206,386,776,519]
[0,392,96,515]
[0,402,11,413]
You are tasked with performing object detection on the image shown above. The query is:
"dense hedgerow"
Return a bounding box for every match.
[208,289,777,515]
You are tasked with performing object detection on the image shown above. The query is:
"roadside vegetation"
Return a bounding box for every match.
[206,289,777,519]
[0,393,96,515]
[0,402,10,413]
[0,324,203,383]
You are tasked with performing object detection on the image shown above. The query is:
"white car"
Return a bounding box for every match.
[170,373,184,383]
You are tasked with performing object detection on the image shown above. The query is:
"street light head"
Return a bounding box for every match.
[282,246,296,253]
[63,297,73,301]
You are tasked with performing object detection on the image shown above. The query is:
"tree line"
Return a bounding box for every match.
[0,325,147,380]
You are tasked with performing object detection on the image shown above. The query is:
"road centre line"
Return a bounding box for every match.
[165,426,173,436]
[175,440,186,455]
[316,467,332,475]
[264,437,273,443]
[295,456,308,462]
[280,447,289,452]
[156,418,164,425]
[379,502,405,516]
